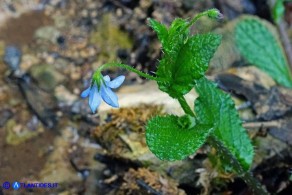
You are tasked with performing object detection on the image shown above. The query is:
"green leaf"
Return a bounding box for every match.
[149,18,221,97]
[161,35,220,96]
[194,77,254,171]
[163,18,190,55]
[174,33,222,85]
[235,18,292,88]
[148,18,168,46]
[146,115,212,161]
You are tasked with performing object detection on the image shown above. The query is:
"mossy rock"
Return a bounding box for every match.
[5,119,43,145]
[29,64,65,91]
[90,13,132,64]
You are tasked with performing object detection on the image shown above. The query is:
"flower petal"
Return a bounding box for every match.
[81,87,91,98]
[103,75,110,82]
[100,85,119,107]
[107,75,125,89]
[88,85,102,113]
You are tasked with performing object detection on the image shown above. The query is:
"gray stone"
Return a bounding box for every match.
[3,46,21,71]
[0,109,13,127]
[29,64,65,91]
[54,85,78,107]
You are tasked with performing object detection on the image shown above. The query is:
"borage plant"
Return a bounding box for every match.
[82,9,269,194]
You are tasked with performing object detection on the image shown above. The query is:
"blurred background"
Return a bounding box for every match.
[0,0,292,194]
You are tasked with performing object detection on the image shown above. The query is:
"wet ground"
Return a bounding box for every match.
[0,0,292,194]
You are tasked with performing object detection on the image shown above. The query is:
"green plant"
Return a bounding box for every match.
[273,0,286,24]
[82,9,268,194]
[272,0,292,24]
[235,17,292,88]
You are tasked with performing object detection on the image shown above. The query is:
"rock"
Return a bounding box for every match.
[69,66,81,80]
[90,13,133,64]
[54,58,70,71]
[20,54,40,72]
[39,134,81,183]
[52,14,68,29]
[54,85,78,107]
[227,66,276,89]
[253,134,287,167]
[39,122,105,190]
[209,20,242,73]
[29,64,65,91]
[0,109,13,127]
[3,46,22,71]
[17,74,58,128]
[5,119,44,146]
[34,26,61,44]
[98,80,197,115]
[140,0,152,9]
[71,100,90,115]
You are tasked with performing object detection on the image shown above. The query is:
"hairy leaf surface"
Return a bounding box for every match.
[149,18,221,97]
[235,18,292,88]
[146,115,212,161]
[195,77,254,171]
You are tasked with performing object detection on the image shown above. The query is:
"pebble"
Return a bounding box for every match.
[4,46,22,71]
[54,85,78,106]
[140,0,152,9]
[20,54,40,71]
[70,66,81,80]
[29,64,65,91]
[0,109,13,127]
[34,26,61,44]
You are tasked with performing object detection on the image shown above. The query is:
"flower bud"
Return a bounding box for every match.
[207,9,224,20]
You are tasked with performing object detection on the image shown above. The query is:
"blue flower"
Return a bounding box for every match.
[81,75,125,113]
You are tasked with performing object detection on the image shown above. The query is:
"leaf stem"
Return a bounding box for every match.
[208,136,269,195]
[177,96,195,117]
[241,171,269,195]
[97,62,166,82]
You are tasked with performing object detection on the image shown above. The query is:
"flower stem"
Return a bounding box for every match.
[184,9,221,30]
[177,96,195,117]
[97,62,166,82]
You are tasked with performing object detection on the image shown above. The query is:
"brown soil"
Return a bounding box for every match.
[0,130,56,183]
[0,11,52,46]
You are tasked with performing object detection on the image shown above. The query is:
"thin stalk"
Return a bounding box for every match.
[185,11,210,29]
[177,96,195,117]
[97,62,166,82]
[184,9,221,31]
